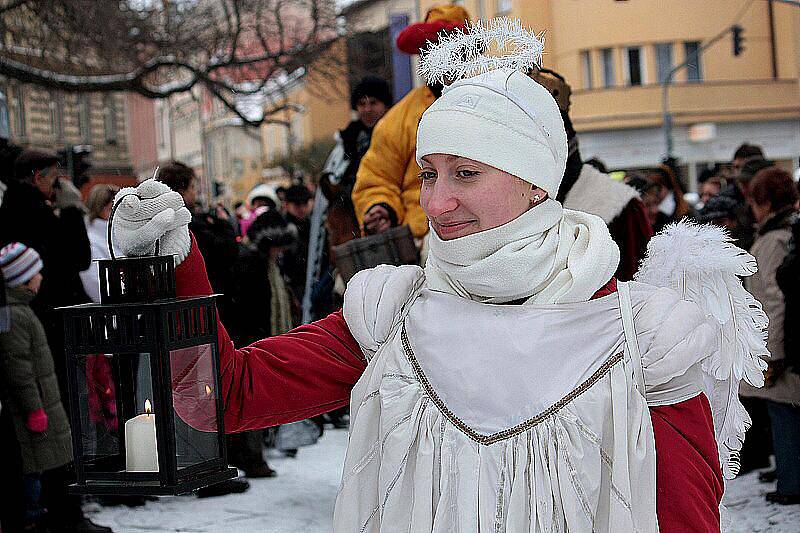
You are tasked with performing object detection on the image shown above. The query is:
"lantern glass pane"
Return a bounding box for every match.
[74,352,155,473]
[75,354,120,464]
[170,343,221,468]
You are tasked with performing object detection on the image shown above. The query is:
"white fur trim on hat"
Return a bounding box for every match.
[416,68,567,198]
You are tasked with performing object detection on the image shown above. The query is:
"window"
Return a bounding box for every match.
[50,91,64,140]
[79,94,91,142]
[496,0,512,14]
[625,47,644,86]
[655,43,673,83]
[684,41,703,82]
[601,48,615,88]
[581,50,593,89]
[11,85,25,137]
[104,93,117,143]
[156,105,167,148]
[0,89,8,140]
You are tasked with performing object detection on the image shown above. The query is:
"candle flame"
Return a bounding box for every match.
[205,385,212,395]
[145,399,152,414]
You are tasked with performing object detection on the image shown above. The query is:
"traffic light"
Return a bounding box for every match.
[71,145,92,189]
[57,145,93,188]
[732,25,745,56]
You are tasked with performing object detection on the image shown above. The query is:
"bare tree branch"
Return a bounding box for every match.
[0,0,346,126]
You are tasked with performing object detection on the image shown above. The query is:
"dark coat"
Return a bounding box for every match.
[190,210,239,323]
[0,180,91,311]
[282,213,310,306]
[226,244,273,346]
[0,287,73,474]
[776,214,800,373]
[0,179,91,403]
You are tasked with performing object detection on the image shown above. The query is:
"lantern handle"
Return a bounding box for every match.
[107,191,161,262]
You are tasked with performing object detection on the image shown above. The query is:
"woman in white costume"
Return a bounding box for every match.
[111,20,767,532]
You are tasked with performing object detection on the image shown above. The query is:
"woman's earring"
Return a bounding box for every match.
[533,194,541,203]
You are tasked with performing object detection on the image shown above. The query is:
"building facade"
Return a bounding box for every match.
[0,79,135,190]
[127,93,159,181]
[201,91,265,205]
[418,0,800,188]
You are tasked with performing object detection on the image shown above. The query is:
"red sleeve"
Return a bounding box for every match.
[608,198,654,282]
[175,236,367,433]
[651,395,723,532]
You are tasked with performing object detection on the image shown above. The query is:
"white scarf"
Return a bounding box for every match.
[424,199,620,304]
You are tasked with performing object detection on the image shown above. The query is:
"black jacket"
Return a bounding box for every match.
[189,210,239,323]
[0,180,91,312]
[776,213,800,373]
[225,244,272,346]
[0,179,91,401]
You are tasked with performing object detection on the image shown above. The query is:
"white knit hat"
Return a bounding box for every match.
[416,68,567,198]
[0,242,43,288]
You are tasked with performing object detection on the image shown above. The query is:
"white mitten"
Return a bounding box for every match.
[111,179,192,265]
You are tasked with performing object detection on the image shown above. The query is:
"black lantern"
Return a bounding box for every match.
[59,198,236,495]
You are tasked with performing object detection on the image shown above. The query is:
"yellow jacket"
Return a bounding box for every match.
[352,85,435,238]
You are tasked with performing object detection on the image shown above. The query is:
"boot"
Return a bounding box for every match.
[196,477,250,498]
[244,464,277,478]
[62,517,113,533]
[765,491,800,505]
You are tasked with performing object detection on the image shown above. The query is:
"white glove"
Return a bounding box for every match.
[111,179,192,265]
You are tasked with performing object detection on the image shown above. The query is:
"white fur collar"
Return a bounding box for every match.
[563,164,639,224]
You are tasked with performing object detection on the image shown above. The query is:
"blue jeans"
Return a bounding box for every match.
[766,400,800,495]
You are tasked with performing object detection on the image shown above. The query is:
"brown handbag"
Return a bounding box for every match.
[333,225,420,283]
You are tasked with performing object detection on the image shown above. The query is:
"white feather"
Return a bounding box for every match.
[418,18,544,86]
[635,220,768,480]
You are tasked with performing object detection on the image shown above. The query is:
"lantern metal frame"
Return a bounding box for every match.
[60,190,236,495]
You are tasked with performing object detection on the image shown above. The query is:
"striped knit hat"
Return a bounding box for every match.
[0,242,43,287]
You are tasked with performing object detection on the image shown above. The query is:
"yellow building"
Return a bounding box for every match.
[425,0,800,187]
[260,46,353,184]
[279,1,799,189]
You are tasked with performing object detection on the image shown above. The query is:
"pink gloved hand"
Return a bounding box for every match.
[26,408,48,433]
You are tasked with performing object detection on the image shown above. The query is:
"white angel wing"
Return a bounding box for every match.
[635,220,768,480]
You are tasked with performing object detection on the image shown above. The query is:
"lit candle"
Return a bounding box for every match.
[125,399,159,472]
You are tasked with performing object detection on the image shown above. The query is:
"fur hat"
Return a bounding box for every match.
[699,195,739,223]
[246,209,297,252]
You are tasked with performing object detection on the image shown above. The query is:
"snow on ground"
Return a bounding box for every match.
[88,427,799,532]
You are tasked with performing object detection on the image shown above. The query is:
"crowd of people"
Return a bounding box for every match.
[0,4,798,532]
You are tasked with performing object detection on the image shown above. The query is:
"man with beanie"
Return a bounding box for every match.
[309,75,392,319]
[352,4,469,238]
[0,243,112,533]
[531,69,653,281]
[281,183,314,313]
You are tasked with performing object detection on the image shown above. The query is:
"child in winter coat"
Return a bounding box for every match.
[0,242,112,533]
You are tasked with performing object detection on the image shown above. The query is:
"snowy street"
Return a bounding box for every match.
[87,427,799,532]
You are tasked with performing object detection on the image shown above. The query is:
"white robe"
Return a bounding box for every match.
[336,265,715,532]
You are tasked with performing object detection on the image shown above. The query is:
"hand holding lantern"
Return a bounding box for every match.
[111,179,192,265]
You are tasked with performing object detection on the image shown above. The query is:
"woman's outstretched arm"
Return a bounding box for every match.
[176,236,367,433]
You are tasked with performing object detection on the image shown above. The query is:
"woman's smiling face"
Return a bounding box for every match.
[419,154,545,240]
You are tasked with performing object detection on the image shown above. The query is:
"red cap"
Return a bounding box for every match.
[396,4,470,55]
